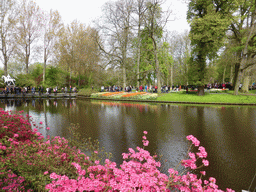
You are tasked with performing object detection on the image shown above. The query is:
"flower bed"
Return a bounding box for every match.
[0,109,234,191]
[121,92,146,97]
[101,92,124,97]
[91,91,158,100]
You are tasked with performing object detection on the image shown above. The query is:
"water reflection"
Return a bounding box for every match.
[0,99,255,191]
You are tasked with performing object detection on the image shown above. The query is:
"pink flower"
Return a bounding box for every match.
[143,140,149,146]
[46,127,50,130]
[200,171,206,175]
[122,153,129,159]
[50,172,59,179]
[202,159,209,166]
[1,146,6,150]
[186,135,200,146]
[36,132,41,136]
[39,121,43,124]
[8,138,13,142]
[143,131,148,135]
[44,171,49,175]
[13,134,19,138]
[188,152,196,159]
[95,160,100,164]
[209,177,216,183]
[71,162,81,171]
[94,151,98,154]
[168,168,178,175]
[34,128,38,132]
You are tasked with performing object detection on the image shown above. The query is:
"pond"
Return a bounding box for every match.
[0,98,256,191]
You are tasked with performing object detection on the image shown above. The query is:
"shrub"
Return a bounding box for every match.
[0,109,234,192]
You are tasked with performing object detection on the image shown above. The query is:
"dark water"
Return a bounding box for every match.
[0,98,256,191]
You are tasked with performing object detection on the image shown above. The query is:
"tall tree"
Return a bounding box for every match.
[54,21,80,85]
[97,0,134,88]
[229,0,256,95]
[187,0,235,95]
[158,41,173,86]
[143,0,170,93]
[0,0,17,76]
[169,31,191,86]
[42,10,62,85]
[134,0,147,88]
[15,0,43,74]
[55,21,100,87]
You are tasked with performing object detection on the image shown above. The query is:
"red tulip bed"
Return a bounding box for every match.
[0,109,234,191]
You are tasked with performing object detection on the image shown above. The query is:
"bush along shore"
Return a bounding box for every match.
[0,109,235,191]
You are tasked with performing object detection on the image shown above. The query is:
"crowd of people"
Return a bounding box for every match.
[100,85,188,93]
[100,83,233,94]
[0,82,234,96]
[0,85,78,95]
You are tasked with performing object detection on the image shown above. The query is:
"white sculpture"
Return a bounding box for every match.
[1,74,15,86]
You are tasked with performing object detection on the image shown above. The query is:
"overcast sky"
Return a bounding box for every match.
[0,0,190,69]
[34,0,190,32]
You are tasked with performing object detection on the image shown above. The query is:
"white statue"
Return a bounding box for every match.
[1,74,15,86]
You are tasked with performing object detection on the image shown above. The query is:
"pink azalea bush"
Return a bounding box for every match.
[0,109,235,191]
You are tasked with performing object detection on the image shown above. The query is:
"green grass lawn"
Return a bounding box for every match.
[78,88,256,104]
[156,91,256,104]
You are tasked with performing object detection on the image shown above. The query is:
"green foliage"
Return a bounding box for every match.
[15,74,35,87]
[29,63,44,86]
[45,66,68,87]
[78,88,99,96]
[0,69,4,76]
[158,42,173,83]
[0,69,4,88]
[187,0,234,90]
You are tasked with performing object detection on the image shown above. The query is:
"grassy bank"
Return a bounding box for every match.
[77,88,99,96]
[156,91,256,104]
[78,88,256,104]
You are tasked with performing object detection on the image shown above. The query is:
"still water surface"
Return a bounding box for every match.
[0,98,256,191]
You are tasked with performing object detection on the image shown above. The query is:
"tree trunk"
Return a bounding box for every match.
[234,20,255,95]
[4,60,7,76]
[25,55,29,74]
[152,39,161,93]
[230,65,233,84]
[123,65,126,88]
[69,67,72,86]
[155,50,161,93]
[170,64,173,89]
[241,70,249,93]
[137,23,141,89]
[234,49,248,95]
[233,63,240,95]
[137,48,140,88]
[197,85,204,96]
[43,48,46,85]
[25,44,30,74]
[223,65,226,84]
